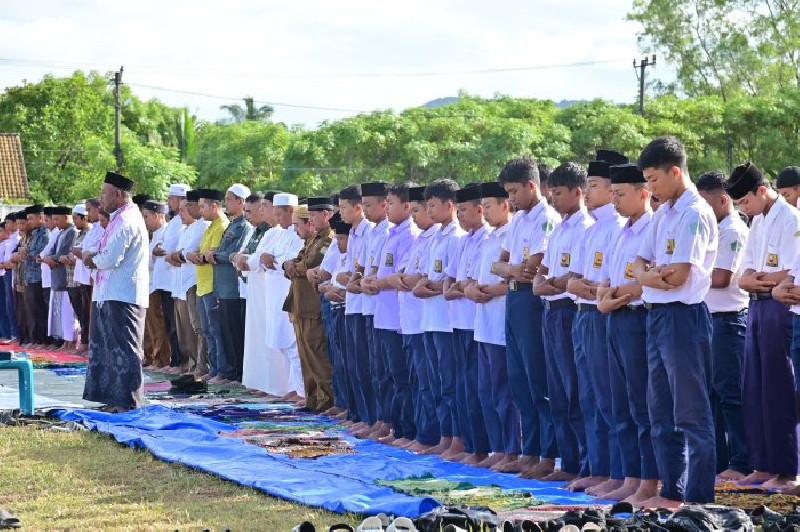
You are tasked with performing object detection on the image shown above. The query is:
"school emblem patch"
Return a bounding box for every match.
[624,262,635,280]
[522,246,530,260]
[666,239,675,255]
[354,257,360,269]
[542,221,554,234]
[730,240,743,252]
[434,259,443,273]
[385,252,394,267]
[593,252,603,269]
[767,253,779,268]
[560,252,570,268]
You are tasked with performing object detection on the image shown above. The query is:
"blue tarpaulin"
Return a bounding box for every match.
[58,405,597,517]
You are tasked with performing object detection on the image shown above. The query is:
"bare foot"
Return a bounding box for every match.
[391,438,411,448]
[604,478,642,501]
[739,471,774,485]
[566,476,607,492]
[781,483,800,495]
[439,439,465,459]
[762,475,798,491]
[477,453,507,469]
[444,453,466,462]
[586,478,623,497]
[641,495,681,510]
[405,441,433,453]
[491,455,519,472]
[460,453,487,465]
[520,459,555,479]
[543,470,578,482]
[718,469,746,481]
[624,479,659,506]
[495,455,538,473]
[378,434,396,445]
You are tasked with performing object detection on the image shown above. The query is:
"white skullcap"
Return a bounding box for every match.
[169,183,190,197]
[73,204,87,216]
[273,193,298,207]
[227,183,251,200]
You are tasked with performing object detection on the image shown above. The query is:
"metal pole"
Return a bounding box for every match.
[113,66,123,170]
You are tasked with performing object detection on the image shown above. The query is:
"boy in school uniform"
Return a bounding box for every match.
[566,152,627,495]
[696,171,751,481]
[632,136,718,507]
[776,166,800,208]
[728,162,800,491]
[465,181,522,469]
[444,184,491,464]
[388,186,441,453]
[533,162,594,482]
[412,179,466,457]
[492,157,561,477]
[364,182,420,446]
[596,163,658,503]
[356,182,392,440]
[337,185,376,432]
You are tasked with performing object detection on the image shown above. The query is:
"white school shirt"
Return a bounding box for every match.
[447,223,490,330]
[420,219,465,333]
[0,240,8,276]
[571,203,626,305]
[175,218,210,300]
[502,199,560,264]
[741,196,800,275]
[374,218,418,331]
[602,211,653,306]
[344,218,375,316]
[162,215,185,297]
[399,223,439,336]
[361,218,391,316]
[149,224,171,293]
[705,213,749,313]
[40,227,59,288]
[76,222,104,286]
[637,187,718,305]
[542,208,593,302]
[473,222,510,346]
[320,241,340,275]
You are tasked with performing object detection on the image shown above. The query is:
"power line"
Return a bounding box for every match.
[0,57,630,80]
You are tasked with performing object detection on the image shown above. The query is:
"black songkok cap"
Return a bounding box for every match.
[610,163,646,184]
[308,196,335,211]
[595,149,629,166]
[455,185,482,203]
[51,206,71,215]
[263,190,282,202]
[776,166,800,189]
[334,220,352,235]
[27,204,44,214]
[725,162,764,200]
[408,186,427,202]
[185,190,200,202]
[360,181,389,198]
[104,171,134,192]
[197,188,225,202]
[142,200,165,213]
[480,181,509,199]
[132,194,151,206]
[43,206,55,216]
[587,161,612,179]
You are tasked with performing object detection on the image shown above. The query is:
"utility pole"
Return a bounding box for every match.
[633,55,656,116]
[113,66,124,170]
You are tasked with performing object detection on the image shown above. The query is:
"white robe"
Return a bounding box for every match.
[47,289,76,342]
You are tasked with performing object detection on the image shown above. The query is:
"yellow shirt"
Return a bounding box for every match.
[196,216,229,297]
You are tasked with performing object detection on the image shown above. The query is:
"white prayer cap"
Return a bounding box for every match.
[168,183,190,197]
[273,193,298,207]
[227,183,251,200]
[73,204,87,216]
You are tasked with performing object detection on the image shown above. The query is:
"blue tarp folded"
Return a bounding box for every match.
[58,405,597,517]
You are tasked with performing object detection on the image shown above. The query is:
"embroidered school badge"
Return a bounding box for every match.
[385,252,394,267]
[434,259,443,273]
[624,262,635,280]
[730,241,742,252]
[354,257,360,269]
[593,251,603,269]
[560,252,570,268]
[767,253,779,268]
[666,239,675,255]
[542,221,554,234]
[522,246,530,260]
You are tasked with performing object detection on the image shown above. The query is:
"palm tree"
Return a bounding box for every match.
[219,96,274,123]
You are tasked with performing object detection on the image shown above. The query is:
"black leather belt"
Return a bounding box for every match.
[712,309,747,317]
[613,304,646,313]
[330,303,346,310]
[643,301,687,310]
[577,303,598,312]
[543,298,576,310]
[508,280,532,291]
[749,292,772,301]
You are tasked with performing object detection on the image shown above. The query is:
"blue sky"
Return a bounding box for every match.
[0,0,663,127]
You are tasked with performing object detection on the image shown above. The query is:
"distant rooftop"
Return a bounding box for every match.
[0,133,30,200]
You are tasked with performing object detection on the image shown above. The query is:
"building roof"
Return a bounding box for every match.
[0,133,30,200]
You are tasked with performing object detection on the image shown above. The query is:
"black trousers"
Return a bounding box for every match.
[158,290,181,367]
[24,282,47,343]
[67,285,91,345]
[14,289,28,344]
[218,298,246,381]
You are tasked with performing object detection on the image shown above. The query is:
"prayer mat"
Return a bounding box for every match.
[714,480,800,513]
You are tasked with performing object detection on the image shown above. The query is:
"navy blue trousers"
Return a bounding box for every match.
[378,329,411,438]
[4,273,16,338]
[0,274,10,338]
[329,305,350,408]
[744,300,797,475]
[647,302,715,503]
[424,331,457,438]
[454,328,490,455]
[407,333,439,445]
[608,307,657,479]
[543,305,587,476]
[364,315,384,423]
[320,296,342,406]
[505,290,557,458]
[345,313,375,424]
[478,341,521,455]
[711,310,749,475]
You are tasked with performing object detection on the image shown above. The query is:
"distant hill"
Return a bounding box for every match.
[422,96,586,109]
